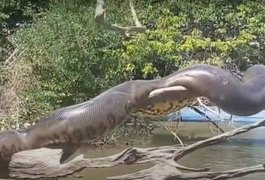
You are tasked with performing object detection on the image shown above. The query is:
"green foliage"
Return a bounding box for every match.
[2,0,265,126]
[0,0,47,27]
[11,0,131,122]
[112,0,265,81]
[0,0,47,62]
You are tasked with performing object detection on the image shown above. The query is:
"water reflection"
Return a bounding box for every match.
[62,129,265,180]
[179,143,265,180]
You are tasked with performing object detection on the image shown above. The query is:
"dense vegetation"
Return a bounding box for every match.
[1,0,265,129]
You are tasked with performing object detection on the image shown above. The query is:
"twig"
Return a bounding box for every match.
[4,48,19,65]
[94,0,146,37]
[4,47,28,66]
[9,47,28,66]
[191,106,225,133]
[129,0,141,26]
[164,126,184,147]
[196,98,226,120]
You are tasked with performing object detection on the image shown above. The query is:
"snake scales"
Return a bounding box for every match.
[0,77,196,162]
[1,64,265,162]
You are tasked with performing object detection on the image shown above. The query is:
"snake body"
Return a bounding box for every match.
[151,64,265,116]
[136,93,194,118]
[0,78,195,161]
[2,64,265,161]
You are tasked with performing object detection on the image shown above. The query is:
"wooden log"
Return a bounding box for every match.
[1,119,265,179]
[108,164,265,180]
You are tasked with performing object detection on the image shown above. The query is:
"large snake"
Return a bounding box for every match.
[150,64,265,116]
[1,64,265,163]
[0,77,196,162]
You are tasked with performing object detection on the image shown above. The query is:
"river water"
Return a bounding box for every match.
[62,122,265,180]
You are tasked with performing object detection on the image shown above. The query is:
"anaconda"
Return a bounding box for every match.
[2,63,265,162]
[0,77,196,162]
[150,64,265,116]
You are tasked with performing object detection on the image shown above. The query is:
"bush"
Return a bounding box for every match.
[2,0,265,127]
[0,0,48,61]
[10,0,132,123]
[112,0,265,81]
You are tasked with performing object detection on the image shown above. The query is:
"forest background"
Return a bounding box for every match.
[1,0,265,131]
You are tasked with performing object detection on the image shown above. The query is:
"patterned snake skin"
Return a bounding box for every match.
[0,77,196,162]
[1,64,265,162]
[150,64,265,116]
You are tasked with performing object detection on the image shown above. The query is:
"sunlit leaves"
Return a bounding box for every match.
[4,0,265,124]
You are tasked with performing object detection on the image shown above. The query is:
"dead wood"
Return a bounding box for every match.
[2,119,265,179]
[108,164,265,180]
[95,0,146,37]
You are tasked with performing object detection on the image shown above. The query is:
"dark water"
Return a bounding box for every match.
[62,128,265,180]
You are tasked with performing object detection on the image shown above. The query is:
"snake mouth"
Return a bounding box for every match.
[148,86,188,98]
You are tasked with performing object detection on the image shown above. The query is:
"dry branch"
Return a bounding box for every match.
[8,146,205,179]
[108,164,265,180]
[95,0,146,37]
[174,119,265,160]
[191,106,225,133]
[196,98,225,120]
[2,119,265,179]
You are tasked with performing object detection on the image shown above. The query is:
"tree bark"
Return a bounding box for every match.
[2,119,265,179]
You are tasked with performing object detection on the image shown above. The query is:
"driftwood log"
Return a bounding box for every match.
[1,119,264,179]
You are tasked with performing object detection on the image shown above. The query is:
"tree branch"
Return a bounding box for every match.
[191,106,225,133]
[94,0,146,37]
[129,0,141,27]
[173,119,265,160]
[3,119,265,179]
[108,164,265,180]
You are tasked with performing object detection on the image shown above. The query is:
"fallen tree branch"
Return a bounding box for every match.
[174,119,265,160]
[95,0,146,37]
[2,119,265,179]
[108,164,265,180]
[8,146,206,179]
